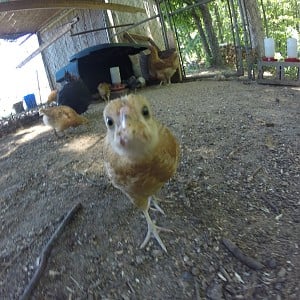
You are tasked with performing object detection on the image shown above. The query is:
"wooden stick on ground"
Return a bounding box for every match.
[222,238,264,270]
[20,202,83,300]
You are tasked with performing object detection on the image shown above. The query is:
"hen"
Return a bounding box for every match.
[148,45,180,85]
[58,72,92,114]
[103,94,180,252]
[40,105,88,137]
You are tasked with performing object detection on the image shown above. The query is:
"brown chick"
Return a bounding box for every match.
[47,89,58,104]
[148,45,179,85]
[103,94,180,252]
[97,82,111,102]
[39,105,88,137]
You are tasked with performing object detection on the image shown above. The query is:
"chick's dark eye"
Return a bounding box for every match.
[106,117,114,127]
[142,106,150,118]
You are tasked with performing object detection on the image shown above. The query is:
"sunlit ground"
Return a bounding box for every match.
[14,124,50,144]
[61,135,101,153]
[15,122,99,151]
[1,123,100,161]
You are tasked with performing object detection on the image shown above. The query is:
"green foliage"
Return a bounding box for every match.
[161,1,203,63]
[160,0,299,73]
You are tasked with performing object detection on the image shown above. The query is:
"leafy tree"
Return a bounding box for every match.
[159,0,299,73]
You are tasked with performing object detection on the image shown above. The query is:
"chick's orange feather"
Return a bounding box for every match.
[40,105,88,135]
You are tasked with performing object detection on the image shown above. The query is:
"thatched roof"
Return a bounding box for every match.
[0,0,145,40]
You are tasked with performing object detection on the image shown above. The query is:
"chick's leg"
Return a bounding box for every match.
[140,198,172,253]
[150,196,165,215]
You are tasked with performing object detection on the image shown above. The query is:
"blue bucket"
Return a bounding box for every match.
[23,94,37,110]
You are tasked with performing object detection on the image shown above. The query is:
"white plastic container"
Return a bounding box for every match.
[110,66,121,84]
[287,38,297,58]
[264,38,275,58]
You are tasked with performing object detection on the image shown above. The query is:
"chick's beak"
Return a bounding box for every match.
[120,106,131,129]
[118,106,132,147]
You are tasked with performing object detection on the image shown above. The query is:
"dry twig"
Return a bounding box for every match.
[20,202,83,300]
[247,166,262,182]
[222,238,264,270]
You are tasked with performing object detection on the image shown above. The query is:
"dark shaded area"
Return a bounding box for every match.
[58,80,92,115]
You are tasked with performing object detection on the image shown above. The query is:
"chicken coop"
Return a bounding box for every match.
[55,43,147,94]
[1,0,294,100]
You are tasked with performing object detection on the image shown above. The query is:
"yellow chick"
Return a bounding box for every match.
[39,105,88,137]
[102,94,180,252]
[97,82,111,102]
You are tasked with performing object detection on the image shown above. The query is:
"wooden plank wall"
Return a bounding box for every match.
[39,9,109,89]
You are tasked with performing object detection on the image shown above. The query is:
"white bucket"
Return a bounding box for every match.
[110,66,121,84]
[264,38,275,58]
[287,38,297,58]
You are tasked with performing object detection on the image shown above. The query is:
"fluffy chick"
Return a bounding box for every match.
[103,94,180,252]
[97,82,111,102]
[40,105,88,137]
[148,45,179,85]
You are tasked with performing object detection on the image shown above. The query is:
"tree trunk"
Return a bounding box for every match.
[214,3,223,43]
[243,0,265,58]
[199,4,223,66]
[190,9,212,60]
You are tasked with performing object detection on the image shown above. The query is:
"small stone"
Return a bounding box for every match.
[135,255,145,264]
[265,122,275,127]
[183,255,189,262]
[206,281,223,300]
[266,258,277,269]
[191,267,200,276]
[151,249,163,258]
[181,271,193,282]
[277,267,286,277]
[209,265,215,273]
[49,270,60,277]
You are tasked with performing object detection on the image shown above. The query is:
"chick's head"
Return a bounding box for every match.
[103,94,159,159]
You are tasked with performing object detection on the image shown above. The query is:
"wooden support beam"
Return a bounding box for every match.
[70,23,134,37]
[17,17,79,68]
[112,14,160,37]
[0,0,145,14]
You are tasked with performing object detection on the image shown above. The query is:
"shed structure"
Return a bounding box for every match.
[0,0,166,90]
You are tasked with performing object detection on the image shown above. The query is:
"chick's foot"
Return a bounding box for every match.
[140,209,172,253]
[150,196,165,215]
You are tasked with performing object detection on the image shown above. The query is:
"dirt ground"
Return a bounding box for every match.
[0,80,299,299]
